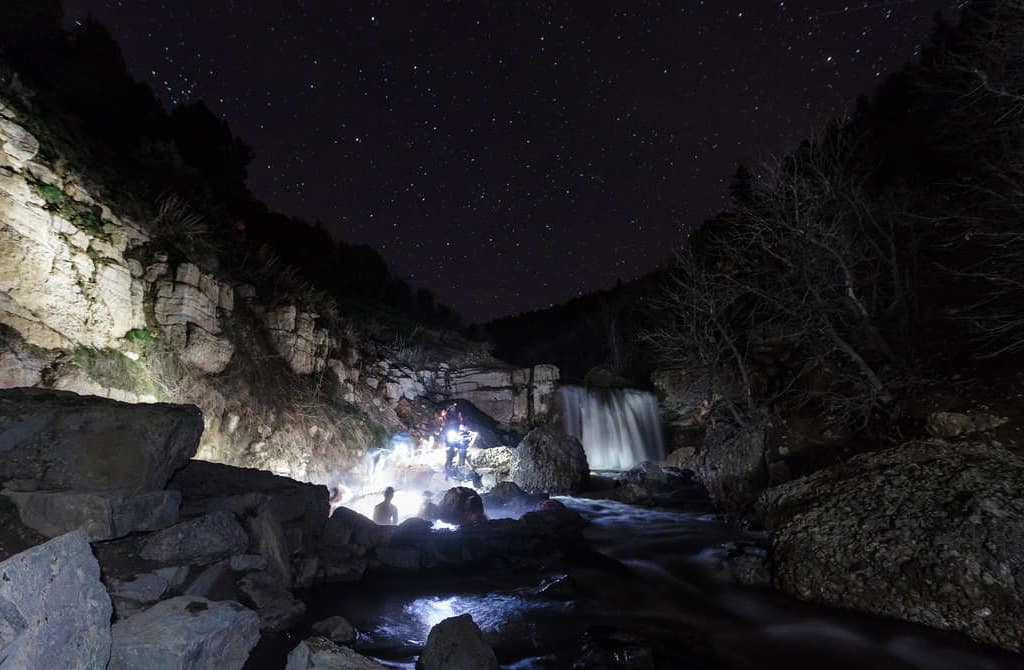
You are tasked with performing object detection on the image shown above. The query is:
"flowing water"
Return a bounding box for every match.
[304,491,1022,669]
[559,386,666,470]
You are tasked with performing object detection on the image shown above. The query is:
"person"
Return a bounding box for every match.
[442,407,464,480]
[328,483,349,516]
[418,490,440,522]
[373,486,398,525]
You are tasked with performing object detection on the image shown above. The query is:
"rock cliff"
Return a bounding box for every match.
[0,87,559,488]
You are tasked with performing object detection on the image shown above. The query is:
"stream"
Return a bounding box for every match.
[304,493,1022,669]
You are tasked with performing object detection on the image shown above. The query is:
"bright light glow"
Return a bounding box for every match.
[446,429,461,444]
[431,520,458,531]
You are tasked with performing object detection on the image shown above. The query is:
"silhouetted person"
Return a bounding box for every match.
[418,490,440,522]
[373,486,398,525]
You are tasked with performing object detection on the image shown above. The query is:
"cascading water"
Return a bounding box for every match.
[559,385,666,471]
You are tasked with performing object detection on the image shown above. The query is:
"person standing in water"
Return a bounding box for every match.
[373,486,398,525]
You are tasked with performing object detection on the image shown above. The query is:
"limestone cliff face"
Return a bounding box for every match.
[0,95,559,486]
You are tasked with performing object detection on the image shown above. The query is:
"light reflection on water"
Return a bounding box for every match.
[370,592,572,648]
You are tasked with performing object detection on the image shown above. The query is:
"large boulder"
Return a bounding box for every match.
[140,511,249,565]
[286,636,387,670]
[2,489,180,541]
[437,486,486,525]
[758,440,1024,652]
[692,423,766,511]
[0,388,202,492]
[416,614,498,670]
[108,596,260,670]
[169,461,329,586]
[509,426,589,495]
[0,529,112,668]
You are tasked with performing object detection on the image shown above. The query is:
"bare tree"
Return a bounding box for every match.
[648,137,908,430]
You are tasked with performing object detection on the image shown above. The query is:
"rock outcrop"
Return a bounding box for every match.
[0,388,202,492]
[0,530,112,669]
[286,637,388,670]
[108,596,260,670]
[417,614,499,670]
[758,440,1024,652]
[510,425,589,495]
[448,364,559,429]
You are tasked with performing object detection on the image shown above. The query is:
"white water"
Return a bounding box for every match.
[559,385,666,470]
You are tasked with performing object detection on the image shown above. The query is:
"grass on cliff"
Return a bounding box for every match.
[71,346,158,397]
[28,178,107,239]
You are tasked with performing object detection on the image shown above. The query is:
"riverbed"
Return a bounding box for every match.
[295,494,1021,669]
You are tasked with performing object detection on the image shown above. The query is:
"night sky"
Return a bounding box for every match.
[63,1,961,322]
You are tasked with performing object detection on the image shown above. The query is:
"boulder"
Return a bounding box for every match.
[286,636,388,670]
[758,440,1024,652]
[108,596,260,670]
[2,489,180,541]
[311,616,356,646]
[237,570,306,632]
[169,461,328,585]
[416,614,498,670]
[437,487,486,525]
[0,389,202,493]
[0,530,112,668]
[692,423,766,511]
[470,445,513,474]
[510,426,589,495]
[926,411,1008,439]
[108,572,169,620]
[140,511,249,565]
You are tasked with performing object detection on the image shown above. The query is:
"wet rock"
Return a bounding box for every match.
[286,636,388,670]
[481,480,545,517]
[622,461,670,486]
[237,570,306,632]
[0,530,112,668]
[141,511,249,565]
[109,596,259,670]
[417,613,498,670]
[438,486,486,525]
[0,388,202,493]
[926,411,1008,438]
[716,542,771,588]
[692,423,767,511]
[539,574,578,600]
[310,615,356,645]
[2,489,180,541]
[510,425,589,495]
[759,440,1024,651]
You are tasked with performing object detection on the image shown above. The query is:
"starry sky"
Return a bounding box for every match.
[63,0,962,322]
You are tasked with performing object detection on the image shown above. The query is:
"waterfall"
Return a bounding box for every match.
[558,385,666,471]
